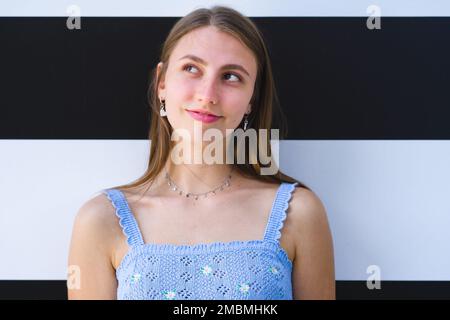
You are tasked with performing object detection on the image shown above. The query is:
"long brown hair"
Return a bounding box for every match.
[108,5,310,197]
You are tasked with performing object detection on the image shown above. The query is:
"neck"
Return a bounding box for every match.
[164,161,234,195]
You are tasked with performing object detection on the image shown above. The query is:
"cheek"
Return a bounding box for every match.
[223,91,251,115]
[222,108,247,129]
[165,73,195,97]
[168,79,192,98]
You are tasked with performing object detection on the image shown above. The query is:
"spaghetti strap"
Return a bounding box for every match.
[263,182,298,242]
[102,188,145,247]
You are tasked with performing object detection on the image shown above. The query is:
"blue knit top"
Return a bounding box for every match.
[102,182,298,300]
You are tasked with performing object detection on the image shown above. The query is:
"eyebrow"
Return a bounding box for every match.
[178,54,251,78]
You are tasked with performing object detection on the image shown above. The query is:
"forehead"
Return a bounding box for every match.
[169,26,257,76]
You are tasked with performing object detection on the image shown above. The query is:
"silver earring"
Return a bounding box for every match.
[160,99,167,117]
[243,113,249,131]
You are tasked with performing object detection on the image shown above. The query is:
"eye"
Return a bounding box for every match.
[183,64,242,83]
[183,64,199,74]
[223,73,241,82]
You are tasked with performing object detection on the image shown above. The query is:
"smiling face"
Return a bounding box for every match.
[157,26,257,137]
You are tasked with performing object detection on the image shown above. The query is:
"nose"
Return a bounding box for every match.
[195,77,219,105]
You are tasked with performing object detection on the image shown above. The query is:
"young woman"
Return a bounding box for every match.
[68,5,335,300]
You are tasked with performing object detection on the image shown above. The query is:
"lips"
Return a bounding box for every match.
[187,110,222,124]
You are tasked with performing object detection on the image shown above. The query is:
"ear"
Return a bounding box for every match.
[156,62,166,97]
[247,104,252,114]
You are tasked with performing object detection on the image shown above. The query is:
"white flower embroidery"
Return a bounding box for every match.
[269,266,279,274]
[201,265,213,275]
[131,273,141,283]
[163,290,177,300]
[238,283,250,294]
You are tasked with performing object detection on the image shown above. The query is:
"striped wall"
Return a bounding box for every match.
[1,0,449,299]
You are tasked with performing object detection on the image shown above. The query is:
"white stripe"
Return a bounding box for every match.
[0,139,449,280]
[1,0,450,17]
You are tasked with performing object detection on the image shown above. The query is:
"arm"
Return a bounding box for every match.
[67,196,118,299]
[290,187,336,300]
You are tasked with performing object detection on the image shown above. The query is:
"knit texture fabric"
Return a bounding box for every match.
[102,182,298,300]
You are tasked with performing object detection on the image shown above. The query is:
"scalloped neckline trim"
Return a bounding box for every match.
[115,239,293,276]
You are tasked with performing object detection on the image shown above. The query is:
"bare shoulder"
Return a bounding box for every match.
[288,186,329,226]
[67,193,122,299]
[287,185,333,254]
[74,193,120,237]
[70,192,124,260]
[288,185,336,299]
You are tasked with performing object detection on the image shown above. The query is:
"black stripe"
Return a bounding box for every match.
[0,280,449,299]
[0,280,67,300]
[1,17,449,139]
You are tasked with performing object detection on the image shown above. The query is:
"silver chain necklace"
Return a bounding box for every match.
[164,167,234,200]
